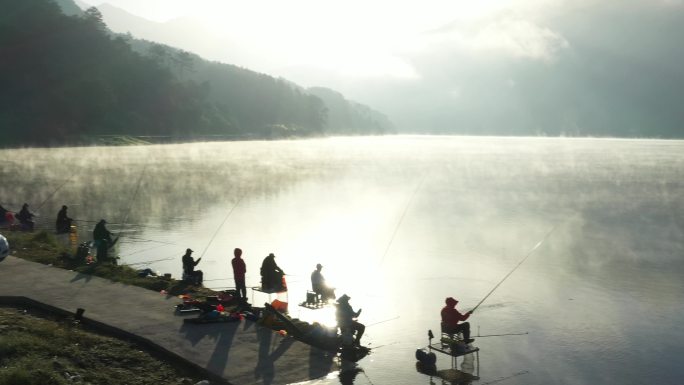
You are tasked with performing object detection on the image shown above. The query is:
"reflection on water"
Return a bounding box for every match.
[2,136,684,385]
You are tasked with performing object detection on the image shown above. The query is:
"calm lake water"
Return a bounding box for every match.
[1,136,683,385]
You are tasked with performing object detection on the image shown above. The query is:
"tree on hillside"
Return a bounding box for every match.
[174,50,195,78]
[0,0,240,145]
[148,43,170,66]
[83,6,105,29]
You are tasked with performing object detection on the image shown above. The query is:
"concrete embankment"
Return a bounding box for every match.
[0,256,337,385]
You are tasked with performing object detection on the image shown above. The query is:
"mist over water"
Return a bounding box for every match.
[1,136,683,384]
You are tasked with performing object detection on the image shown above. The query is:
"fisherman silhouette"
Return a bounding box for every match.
[16,203,34,231]
[56,205,72,234]
[441,297,474,344]
[260,253,285,292]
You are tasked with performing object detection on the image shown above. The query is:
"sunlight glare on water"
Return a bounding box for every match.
[1,136,683,385]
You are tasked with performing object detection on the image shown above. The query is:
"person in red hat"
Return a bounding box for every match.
[441,297,474,343]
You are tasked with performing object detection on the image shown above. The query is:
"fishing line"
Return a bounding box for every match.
[369,341,401,349]
[122,236,180,246]
[126,256,175,266]
[480,370,529,385]
[118,243,173,258]
[35,174,77,212]
[102,163,149,250]
[366,315,400,328]
[360,369,377,385]
[475,332,528,338]
[118,164,149,234]
[378,172,428,266]
[73,218,166,231]
[197,195,244,260]
[470,224,560,313]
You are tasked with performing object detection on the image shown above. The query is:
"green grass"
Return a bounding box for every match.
[0,307,205,385]
[4,231,215,297]
[1,231,223,384]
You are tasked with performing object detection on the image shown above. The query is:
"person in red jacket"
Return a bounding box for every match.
[231,248,247,301]
[441,297,474,343]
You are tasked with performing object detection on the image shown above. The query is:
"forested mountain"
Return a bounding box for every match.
[134,42,394,137]
[0,0,393,147]
[307,87,394,135]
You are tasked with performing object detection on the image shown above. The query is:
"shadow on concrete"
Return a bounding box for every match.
[255,326,295,385]
[69,271,94,284]
[309,345,336,381]
[179,320,240,378]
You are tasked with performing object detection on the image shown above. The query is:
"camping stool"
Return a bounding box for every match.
[440,322,463,347]
[306,290,320,305]
[339,325,355,347]
[182,273,199,285]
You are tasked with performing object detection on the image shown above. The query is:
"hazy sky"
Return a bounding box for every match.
[77,0,684,135]
[78,0,565,78]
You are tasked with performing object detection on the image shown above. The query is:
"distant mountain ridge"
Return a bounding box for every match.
[59,0,394,137]
[0,0,393,147]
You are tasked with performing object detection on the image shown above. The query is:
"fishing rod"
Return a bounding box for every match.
[34,174,77,213]
[73,218,165,230]
[117,164,149,236]
[379,172,428,266]
[100,163,148,249]
[480,370,529,385]
[366,315,401,328]
[469,224,560,313]
[122,236,180,246]
[476,332,528,338]
[197,195,244,261]
[118,242,174,258]
[127,256,175,266]
[369,341,401,350]
[360,370,377,385]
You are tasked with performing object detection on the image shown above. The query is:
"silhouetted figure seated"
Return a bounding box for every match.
[311,263,336,302]
[0,205,13,226]
[336,294,365,347]
[441,297,474,344]
[56,205,73,234]
[182,248,203,285]
[260,252,285,292]
[16,203,34,231]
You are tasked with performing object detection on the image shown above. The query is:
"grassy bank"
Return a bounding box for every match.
[1,230,223,384]
[4,230,214,297]
[0,306,206,385]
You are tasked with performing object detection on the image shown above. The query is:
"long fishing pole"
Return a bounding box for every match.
[35,175,76,212]
[480,370,529,385]
[366,315,401,328]
[118,243,174,258]
[197,196,244,260]
[476,332,528,338]
[74,218,165,229]
[127,256,175,266]
[118,164,149,235]
[470,224,559,313]
[122,236,180,246]
[379,172,428,266]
